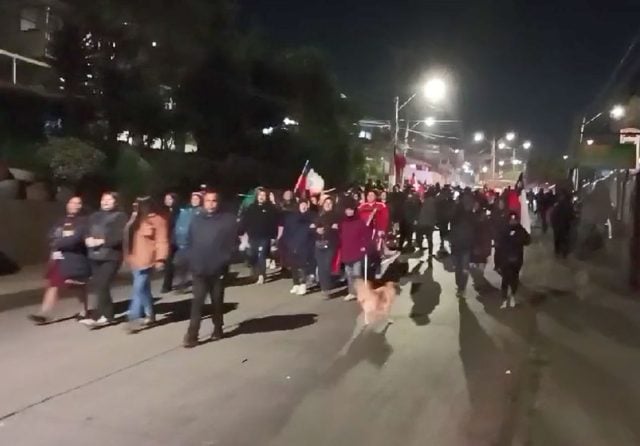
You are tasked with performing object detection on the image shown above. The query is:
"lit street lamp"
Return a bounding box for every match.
[610,105,626,120]
[563,155,569,160]
[506,132,516,142]
[498,141,507,150]
[473,132,485,143]
[522,140,532,150]
[423,78,447,103]
[425,116,436,127]
[586,139,594,146]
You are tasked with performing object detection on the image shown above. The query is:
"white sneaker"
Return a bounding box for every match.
[78,318,94,326]
[290,285,300,294]
[256,275,265,285]
[500,300,509,310]
[296,284,307,296]
[343,293,357,302]
[508,296,516,308]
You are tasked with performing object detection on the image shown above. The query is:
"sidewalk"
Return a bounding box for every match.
[513,238,640,446]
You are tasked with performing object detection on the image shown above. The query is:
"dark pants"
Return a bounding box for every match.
[540,210,549,234]
[501,262,521,298]
[292,268,306,285]
[315,246,336,292]
[90,260,120,321]
[248,237,271,277]
[438,222,450,250]
[188,271,225,339]
[398,220,415,250]
[453,251,470,291]
[554,227,571,258]
[161,245,177,292]
[416,225,434,254]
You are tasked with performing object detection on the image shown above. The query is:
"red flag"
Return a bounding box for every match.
[293,160,310,195]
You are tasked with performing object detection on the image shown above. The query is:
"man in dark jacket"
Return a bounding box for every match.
[241,188,279,284]
[499,212,531,309]
[399,188,420,251]
[184,191,238,347]
[450,195,475,297]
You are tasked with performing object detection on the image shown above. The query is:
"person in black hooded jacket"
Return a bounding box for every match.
[498,212,531,309]
[79,191,127,328]
[241,187,279,284]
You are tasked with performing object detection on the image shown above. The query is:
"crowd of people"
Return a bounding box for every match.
[29,180,582,347]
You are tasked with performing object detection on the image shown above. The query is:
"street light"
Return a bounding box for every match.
[498,160,505,167]
[425,116,436,127]
[481,166,489,173]
[473,131,485,142]
[563,155,569,160]
[587,139,595,146]
[610,105,626,120]
[498,141,507,150]
[522,140,532,150]
[423,78,447,103]
[506,132,516,142]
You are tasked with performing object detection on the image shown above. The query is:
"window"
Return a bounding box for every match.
[20,7,39,31]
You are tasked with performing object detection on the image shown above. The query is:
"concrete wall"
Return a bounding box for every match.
[0,199,61,267]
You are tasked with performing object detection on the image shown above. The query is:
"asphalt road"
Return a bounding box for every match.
[0,252,535,446]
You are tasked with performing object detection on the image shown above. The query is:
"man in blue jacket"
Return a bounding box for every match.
[183,191,238,347]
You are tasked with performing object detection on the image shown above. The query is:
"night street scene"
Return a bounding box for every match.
[2,1,640,445]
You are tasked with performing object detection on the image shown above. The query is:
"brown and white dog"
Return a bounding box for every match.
[354,279,397,325]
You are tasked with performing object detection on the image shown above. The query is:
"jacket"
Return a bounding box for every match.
[125,213,170,270]
[50,215,90,280]
[314,210,340,249]
[450,206,475,254]
[187,210,238,276]
[403,194,421,224]
[86,210,128,262]
[499,224,531,267]
[339,215,373,264]
[241,202,279,240]
[418,195,437,227]
[358,202,389,233]
[174,206,200,249]
[471,211,492,263]
[281,211,315,267]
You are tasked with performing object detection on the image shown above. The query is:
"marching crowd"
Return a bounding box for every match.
[28,180,578,348]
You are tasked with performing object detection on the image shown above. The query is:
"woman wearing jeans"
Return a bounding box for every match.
[80,192,128,329]
[313,197,340,296]
[124,197,169,332]
[338,198,373,301]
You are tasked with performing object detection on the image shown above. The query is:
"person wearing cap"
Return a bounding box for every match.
[172,192,202,292]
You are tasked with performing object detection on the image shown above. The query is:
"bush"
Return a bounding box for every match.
[37,137,106,184]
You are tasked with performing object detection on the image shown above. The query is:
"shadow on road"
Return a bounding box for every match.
[152,299,239,326]
[409,265,442,326]
[225,313,318,338]
[322,324,393,385]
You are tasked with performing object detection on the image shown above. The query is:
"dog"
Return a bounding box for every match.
[354,279,397,325]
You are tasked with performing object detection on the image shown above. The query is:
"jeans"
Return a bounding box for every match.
[345,260,363,295]
[416,225,434,254]
[248,237,270,277]
[90,260,120,321]
[129,268,153,321]
[453,251,471,291]
[188,271,225,339]
[315,246,336,292]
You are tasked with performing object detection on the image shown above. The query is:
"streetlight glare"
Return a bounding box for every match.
[425,116,436,127]
[506,132,516,141]
[586,139,595,146]
[423,78,447,103]
[563,155,569,160]
[481,166,489,173]
[498,160,505,167]
[523,140,532,150]
[498,142,507,149]
[473,132,485,142]
[610,105,626,120]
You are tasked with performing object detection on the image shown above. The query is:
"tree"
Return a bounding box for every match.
[37,137,106,184]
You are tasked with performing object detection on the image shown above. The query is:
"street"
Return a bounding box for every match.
[2,237,640,446]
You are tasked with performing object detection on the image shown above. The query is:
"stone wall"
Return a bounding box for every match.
[0,199,61,267]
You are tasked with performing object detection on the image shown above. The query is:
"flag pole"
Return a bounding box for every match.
[294,160,310,193]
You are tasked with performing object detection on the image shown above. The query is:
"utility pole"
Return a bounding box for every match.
[491,137,497,181]
[391,96,400,185]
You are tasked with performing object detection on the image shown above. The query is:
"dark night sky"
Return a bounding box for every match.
[240,0,640,152]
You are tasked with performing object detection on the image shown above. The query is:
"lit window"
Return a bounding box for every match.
[20,8,38,31]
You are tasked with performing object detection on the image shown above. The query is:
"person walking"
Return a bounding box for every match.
[498,212,531,309]
[80,192,127,328]
[183,191,238,347]
[398,188,420,251]
[124,197,169,333]
[281,200,315,295]
[436,186,455,254]
[450,194,475,297]
[471,199,492,272]
[160,192,180,293]
[416,188,437,257]
[551,190,575,258]
[29,196,90,324]
[313,197,340,296]
[339,198,373,301]
[241,187,279,284]
[173,192,202,292]
[491,197,509,274]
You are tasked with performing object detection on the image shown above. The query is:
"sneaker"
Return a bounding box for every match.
[124,320,142,334]
[78,317,96,326]
[142,316,156,327]
[256,275,265,285]
[85,316,110,329]
[296,284,307,296]
[343,293,357,302]
[500,299,509,310]
[210,331,224,342]
[290,285,300,294]
[508,296,516,308]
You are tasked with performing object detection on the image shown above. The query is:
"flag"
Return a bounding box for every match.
[306,169,325,195]
[293,160,310,195]
[516,173,532,234]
